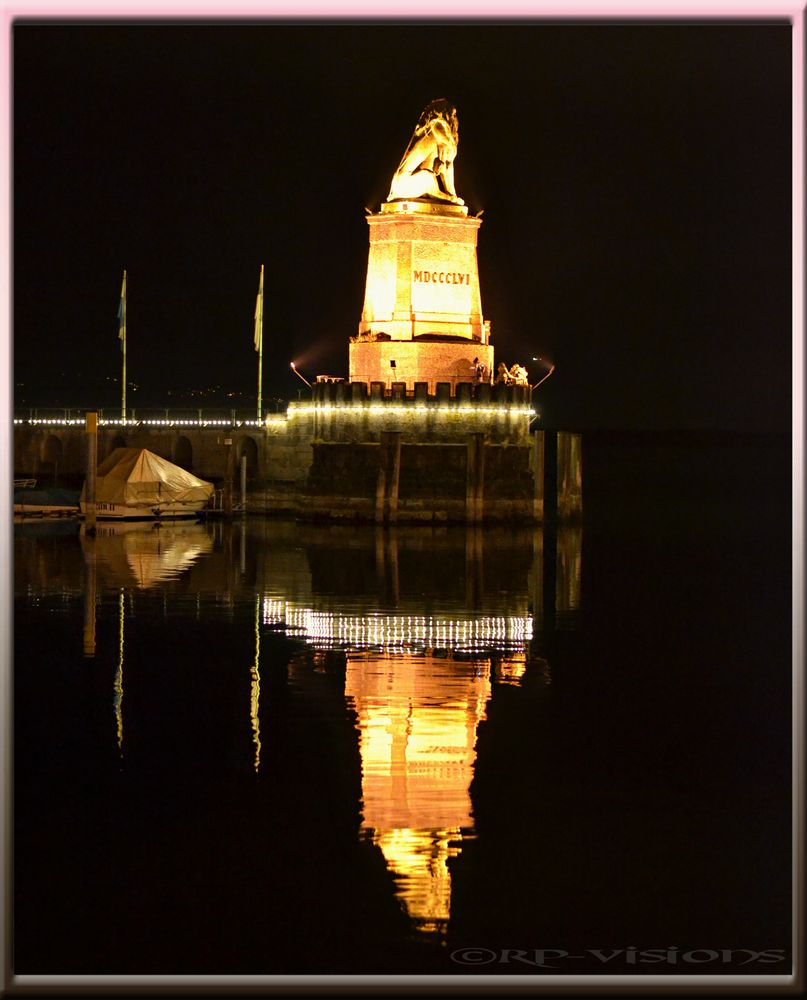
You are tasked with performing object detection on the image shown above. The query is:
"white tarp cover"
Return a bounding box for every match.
[82,448,214,508]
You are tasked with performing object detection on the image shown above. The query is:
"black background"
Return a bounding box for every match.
[13,20,792,429]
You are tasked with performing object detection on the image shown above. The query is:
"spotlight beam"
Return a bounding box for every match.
[531,364,556,390]
[290,362,313,388]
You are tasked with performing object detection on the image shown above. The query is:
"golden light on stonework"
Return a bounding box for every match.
[387,99,464,207]
[361,250,396,327]
[353,99,493,388]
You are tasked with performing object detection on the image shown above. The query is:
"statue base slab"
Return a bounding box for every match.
[381,198,468,217]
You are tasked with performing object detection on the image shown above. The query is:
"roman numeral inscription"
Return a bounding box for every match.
[413,270,471,285]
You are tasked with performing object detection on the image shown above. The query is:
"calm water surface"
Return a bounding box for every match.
[14,437,792,976]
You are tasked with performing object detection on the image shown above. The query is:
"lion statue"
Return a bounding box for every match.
[387,99,465,206]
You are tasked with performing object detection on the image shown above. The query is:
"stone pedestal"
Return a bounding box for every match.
[349,340,494,393]
[351,200,493,391]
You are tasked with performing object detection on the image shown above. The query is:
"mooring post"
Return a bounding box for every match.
[465,432,485,522]
[543,430,558,526]
[375,431,401,524]
[532,430,546,522]
[240,454,247,512]
[388,433,401,523]
[223,437,234,516]
[85,411,98,531]
[557,432,583,520]
[375,438,387,524]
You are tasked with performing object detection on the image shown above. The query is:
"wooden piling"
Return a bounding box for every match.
[375,431,401,524]
[543,430,558,525]
[223,437,234,516]
[557,432,583,520]
[532,430,546,522]
[465,433,485,522]
[84,411,98,531]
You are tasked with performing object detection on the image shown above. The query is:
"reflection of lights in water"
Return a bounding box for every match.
[371,827,461,935]
[250,594,262,773]
[345,652,491,936]
[263,590,543,932]
[493,652,527,686]
[261,598,531,652]
[83,522,214,589]
[557,525,582,616]
[114,588,124,757]
[124,541,210,589]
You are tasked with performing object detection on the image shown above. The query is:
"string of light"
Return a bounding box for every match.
[261,599,532,651]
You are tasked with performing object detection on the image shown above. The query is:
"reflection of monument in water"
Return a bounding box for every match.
[62,513,581,932]
[258,523,551,936]
[344,652,491,935]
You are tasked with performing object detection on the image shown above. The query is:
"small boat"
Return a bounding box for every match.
[80,448,215,521]
[14,481,81,518]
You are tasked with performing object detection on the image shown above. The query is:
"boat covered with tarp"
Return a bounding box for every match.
[80,448,214,520]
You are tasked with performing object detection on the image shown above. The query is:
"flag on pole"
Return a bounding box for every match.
[117,271,127,350]
[254,265,264,352]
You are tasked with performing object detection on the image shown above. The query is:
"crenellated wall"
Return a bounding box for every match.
[14,385,581,524]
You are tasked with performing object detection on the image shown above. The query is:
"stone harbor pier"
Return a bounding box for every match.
[13,400,581,524]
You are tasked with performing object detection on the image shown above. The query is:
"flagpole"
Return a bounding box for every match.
[257,318,263,422]
[122,323,126,421]
[255,265,264,423]
[119,270,127,422]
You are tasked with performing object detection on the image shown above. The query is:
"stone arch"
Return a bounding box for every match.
[109,434,127,456]
[40,435,63,464]
[39,435,63,485]
[173,435,193,470]
[238,436,259,480]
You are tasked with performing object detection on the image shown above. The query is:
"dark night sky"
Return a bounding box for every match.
[12,20,792,430]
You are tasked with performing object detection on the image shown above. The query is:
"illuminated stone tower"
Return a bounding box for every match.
[350,100,494,392]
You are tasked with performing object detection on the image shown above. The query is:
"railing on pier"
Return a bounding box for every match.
[13,383,539,427]
[12,406,288,428]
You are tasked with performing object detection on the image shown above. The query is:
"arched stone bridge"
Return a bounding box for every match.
[13,414,283,486]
